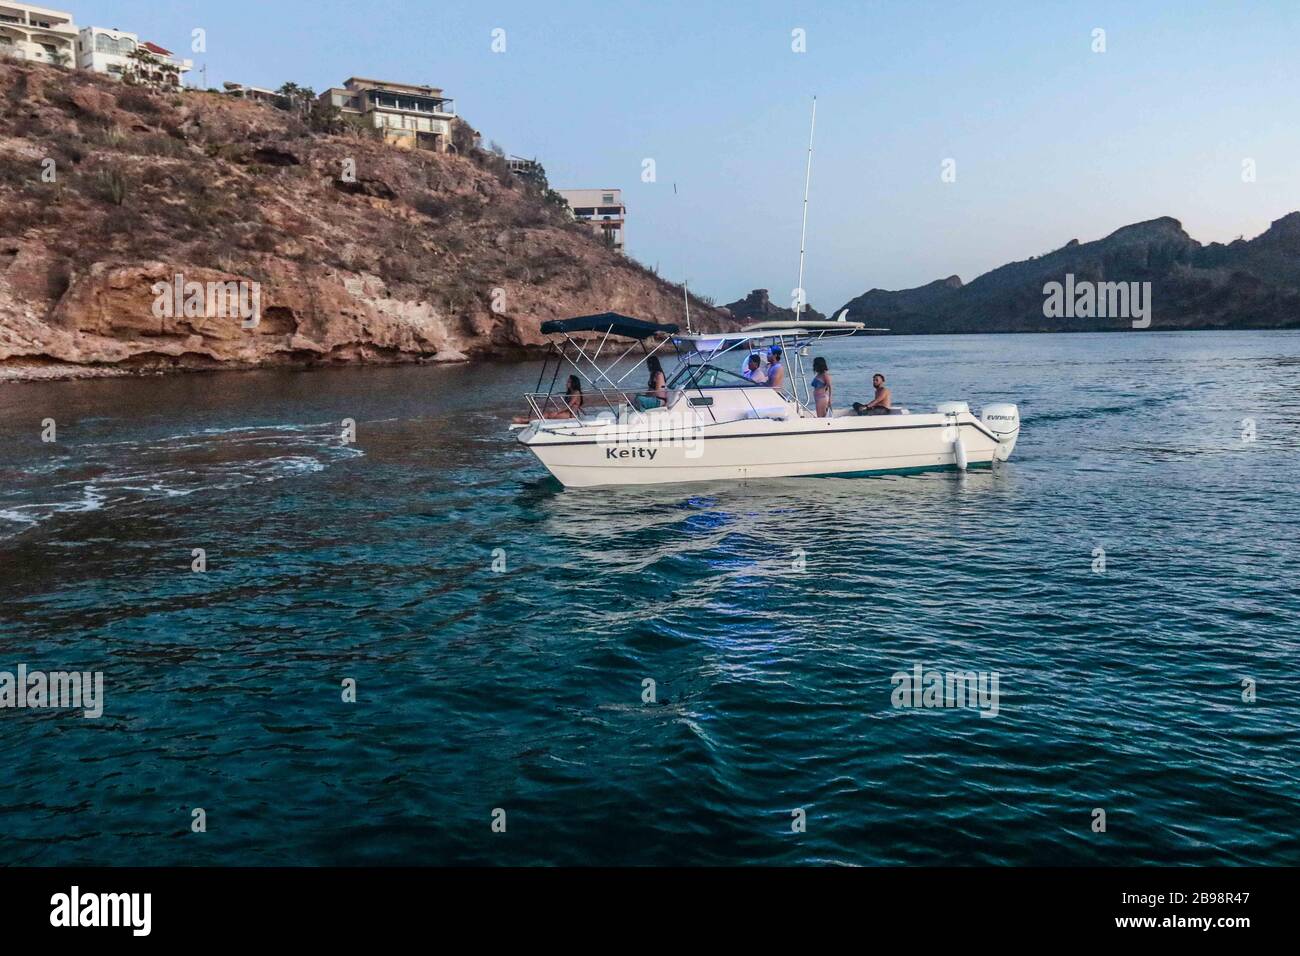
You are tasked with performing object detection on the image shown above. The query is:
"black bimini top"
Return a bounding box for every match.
[540,312,679,339]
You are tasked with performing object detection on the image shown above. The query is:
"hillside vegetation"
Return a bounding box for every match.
[0,62,723,380]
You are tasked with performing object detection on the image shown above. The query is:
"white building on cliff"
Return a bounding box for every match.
[0,3,77,66]
[77,26,192,85]
[556,188,627,253]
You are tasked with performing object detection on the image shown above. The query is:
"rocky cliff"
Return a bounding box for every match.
[0,62,725,382]
[722,288,826,324]
[837,215,1300,333]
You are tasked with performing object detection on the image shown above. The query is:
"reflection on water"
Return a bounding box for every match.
[0,331,1298,866]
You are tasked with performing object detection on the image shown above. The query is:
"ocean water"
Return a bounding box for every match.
[1,331,1297,866]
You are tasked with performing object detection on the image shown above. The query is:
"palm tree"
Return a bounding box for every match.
[276,82,316,116]
[125,47,178,87]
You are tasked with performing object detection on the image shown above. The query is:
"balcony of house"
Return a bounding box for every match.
[26,19,75,38]
[8,33,73,64]
[572,208,627,222]
[325,89,364,112]
[1,6,76,36]
[365,89,455,118]
[370,109,452,150]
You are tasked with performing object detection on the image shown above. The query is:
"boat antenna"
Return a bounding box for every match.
[674,181,695,334]
[795,95,816,323]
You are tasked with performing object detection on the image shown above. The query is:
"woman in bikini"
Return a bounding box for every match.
[811,356,833,417]
[635,356,669,411]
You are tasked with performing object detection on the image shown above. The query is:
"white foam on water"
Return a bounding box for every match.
[0,424,365,541]
[0,508,40,532]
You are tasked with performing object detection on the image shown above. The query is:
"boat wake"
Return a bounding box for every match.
[0,422,362,540]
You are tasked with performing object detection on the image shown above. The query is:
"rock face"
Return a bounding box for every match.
[837,216,1300,332]
[723,288,826,323]
[0,62,726,380]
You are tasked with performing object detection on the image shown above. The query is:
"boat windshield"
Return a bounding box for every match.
[668,363,760,389]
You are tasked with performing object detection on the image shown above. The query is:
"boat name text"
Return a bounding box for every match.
[606,446,658,460]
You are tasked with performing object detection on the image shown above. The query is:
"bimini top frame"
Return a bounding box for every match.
[527,312,687,423]
[671,320,878,411]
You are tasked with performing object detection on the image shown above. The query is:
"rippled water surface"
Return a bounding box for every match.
[1,331,1298,865]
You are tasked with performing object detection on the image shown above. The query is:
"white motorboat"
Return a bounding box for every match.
[513,313,1020,488]
[515,99,1018,488]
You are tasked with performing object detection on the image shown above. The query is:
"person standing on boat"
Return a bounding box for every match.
[853,374,892,415]
[766,347,785,391]
[636,356,669,410]
[812,357,833,417]
[742,353,768,384]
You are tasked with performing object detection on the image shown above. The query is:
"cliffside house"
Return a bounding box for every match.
[223,81,278,104]
[77,27,192,85]
[556,189,626,253]
[320,77,456,152]
[508,156,543,177]
[0,3,76,67]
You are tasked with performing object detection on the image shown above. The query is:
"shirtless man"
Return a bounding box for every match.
[853,374,891,416]
[766,347,785,391]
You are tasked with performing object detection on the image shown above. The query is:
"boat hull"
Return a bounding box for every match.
[518,412,1010,488]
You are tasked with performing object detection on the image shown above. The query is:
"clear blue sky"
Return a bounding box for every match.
[74,0,1300,310]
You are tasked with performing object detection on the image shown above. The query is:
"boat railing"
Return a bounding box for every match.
[523,387,662,423]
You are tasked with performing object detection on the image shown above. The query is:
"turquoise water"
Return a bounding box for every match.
[1,331,1297,865]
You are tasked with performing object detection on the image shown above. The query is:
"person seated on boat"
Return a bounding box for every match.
[811,356,833,417]
[742,353,768,384]
[635,356,669,411]
[549,376,584,419]
[738,340,757,375]
[766,347,785,391]
[512,375,585,423]
[852,374,892,415]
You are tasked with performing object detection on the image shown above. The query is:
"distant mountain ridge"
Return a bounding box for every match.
[835,213,1300,333]
[723,288,826,324]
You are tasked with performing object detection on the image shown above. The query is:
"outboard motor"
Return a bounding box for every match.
[981,403,1020,460]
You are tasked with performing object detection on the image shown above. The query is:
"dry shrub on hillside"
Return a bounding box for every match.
[91,200,146,243]
[503,203,548,229]
[86,164,132,206]
[0,153,37,187]
[46,131,86,165]
[116,86,161,117]
[474,143,517,189]
[411,191,451,220]
[86,125,127,150]
[0,196,36,235]
[452,193,485,223]
[130,132,191,159]
[384,251,420,284]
